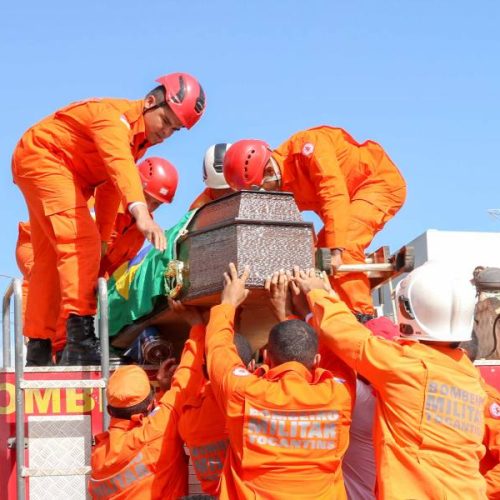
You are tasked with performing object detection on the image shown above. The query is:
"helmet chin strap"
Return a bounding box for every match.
[262,157,282,185]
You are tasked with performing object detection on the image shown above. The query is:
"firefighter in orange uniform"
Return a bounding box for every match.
[189,143,233,210]
[11,73,205,366]
[171,299,255,497]
[294,262,487,499]
[223,128,406,321]
[205,263,354,500]
[15,221,34,325]
[89,323,206,499]
[482,382,500,499]
[99,157,179,278]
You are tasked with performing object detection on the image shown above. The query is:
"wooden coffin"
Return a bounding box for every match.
[111,191,315,353]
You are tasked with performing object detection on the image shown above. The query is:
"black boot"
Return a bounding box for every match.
[26,338,53,367]
[58,315,101,366]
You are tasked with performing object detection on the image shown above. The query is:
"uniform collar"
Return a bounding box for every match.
[265,361,327,383]
[123,99,150,149]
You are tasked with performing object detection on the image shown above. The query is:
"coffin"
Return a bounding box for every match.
[111,191,316,353]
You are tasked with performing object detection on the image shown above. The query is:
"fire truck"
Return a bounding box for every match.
[2,207,499,499]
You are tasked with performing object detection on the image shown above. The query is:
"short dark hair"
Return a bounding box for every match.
[267,319,318,369]
[202,332,254,378]
[234,333,254,366]
[146,85,166,102]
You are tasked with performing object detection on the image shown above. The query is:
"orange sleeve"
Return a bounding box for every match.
[306,289,408,391]
[94,182,122,243]
[88,102,146,207]
[205,303,255,412]
[99,226,145,277]
[189,188,212,210]
[298,131,350,249]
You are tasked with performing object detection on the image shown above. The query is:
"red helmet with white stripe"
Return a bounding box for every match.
[138,157,179,204]
[155,73,206,129]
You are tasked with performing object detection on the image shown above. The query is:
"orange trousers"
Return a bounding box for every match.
[15,223,67,351]
[318,192,405,315]
[12,150,100,343]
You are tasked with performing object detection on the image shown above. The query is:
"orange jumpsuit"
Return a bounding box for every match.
[15,221,33,322]
[11,98,148,341]
[99,212,147,278]
[206,303,354,500]
[178,380,229,496]
[307,289,487,499]
[189,187,233,210]
[273,126,406,314]
[89,324,205,499]
[481,381,500,499]
[15,221,66,352]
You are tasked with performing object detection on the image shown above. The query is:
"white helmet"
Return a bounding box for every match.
[203,143,232,189]
[395,261,476,342]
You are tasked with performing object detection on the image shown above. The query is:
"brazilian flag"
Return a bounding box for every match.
[107,211,196,337]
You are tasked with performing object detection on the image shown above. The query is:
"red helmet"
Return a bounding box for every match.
[223,140,272,190]
[155,73,206,129]
[138,157,179,204]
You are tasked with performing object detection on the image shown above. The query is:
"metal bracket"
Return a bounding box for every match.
[164,260,185,298]
[315,245,415,287]
[7,437,28,450]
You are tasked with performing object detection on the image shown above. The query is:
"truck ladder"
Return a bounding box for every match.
[2,277,110,500]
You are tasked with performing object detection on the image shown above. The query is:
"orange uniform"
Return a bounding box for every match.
[189,187,220,210]
[99,212,147,278]
[481,382,500,499]
[307,289,487,499]
[11,98,149,341]
[15,221,66,352]
[206,304,354,500]
[15,221,33,322]
[178,380,229,496]
[89,324,205,499]
[273,126,406,314]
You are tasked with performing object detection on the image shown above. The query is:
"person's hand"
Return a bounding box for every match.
[330,249,344,274]
[168,299,204,327]
[265,270,292,321]
[221,263,250,308]
[131,204,167,251]
[291,266,335,296]
[289,267,311,319]
[156,357,178,391]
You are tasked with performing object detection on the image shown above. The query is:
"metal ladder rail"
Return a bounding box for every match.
[3,277,111,500]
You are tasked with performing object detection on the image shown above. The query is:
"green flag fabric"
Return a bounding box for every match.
[106,211,196,337]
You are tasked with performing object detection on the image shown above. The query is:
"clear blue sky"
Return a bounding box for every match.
[1,0,499,283]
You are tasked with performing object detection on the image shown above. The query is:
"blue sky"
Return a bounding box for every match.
[1,0,499,283]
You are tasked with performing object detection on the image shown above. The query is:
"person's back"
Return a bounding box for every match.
[297,262,488,499]
[205,264,353,500]
[273,126,405,210]
[90,325,205,499]
[178,332,254,497]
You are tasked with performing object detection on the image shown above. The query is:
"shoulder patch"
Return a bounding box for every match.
[119,114,131,129]
[302,142,314,157]
[233,367,250,377]
[490,402,500,419]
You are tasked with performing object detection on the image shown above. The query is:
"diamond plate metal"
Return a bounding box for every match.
[28,415,91,499]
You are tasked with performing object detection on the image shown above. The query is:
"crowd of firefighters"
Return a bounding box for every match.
[10,73,500,498]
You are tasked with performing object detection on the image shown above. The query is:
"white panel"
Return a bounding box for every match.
[28,415,91,500]
[373,230,500,319]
